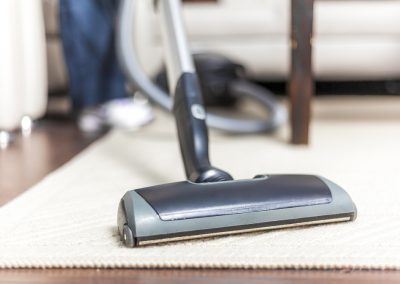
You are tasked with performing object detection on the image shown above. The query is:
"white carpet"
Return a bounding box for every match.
[1,97,400,269]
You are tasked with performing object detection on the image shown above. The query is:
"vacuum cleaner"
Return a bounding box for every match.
[116,0,357,247]
[117,0,287,133]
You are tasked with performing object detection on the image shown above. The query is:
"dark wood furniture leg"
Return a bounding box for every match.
[289,0,314,144]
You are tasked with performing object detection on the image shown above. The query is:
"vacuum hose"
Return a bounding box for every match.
[116,0,287,134]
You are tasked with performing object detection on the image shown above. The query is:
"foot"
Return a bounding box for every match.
[103,97,154,131]
[77,107,106,134]
[77,97,154,134]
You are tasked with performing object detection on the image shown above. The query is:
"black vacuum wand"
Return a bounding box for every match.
[173,72,233,183]
[117,0,356,247]
[155,0,232,183]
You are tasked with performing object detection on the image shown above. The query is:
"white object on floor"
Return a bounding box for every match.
[103,97,154,131]
[0,131,13,150]
[1,97,400,269]
[0,0,47,132]
[20,116,33,137]
[0,0,23,131]
[77,97,154,133]
[20,0,48,121]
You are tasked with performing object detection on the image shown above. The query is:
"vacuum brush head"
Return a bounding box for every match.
[118,175,356,247]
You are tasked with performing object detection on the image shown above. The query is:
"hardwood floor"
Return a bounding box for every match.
[0,118,100,206]
[1,269,400,284]
[0,118,398,283]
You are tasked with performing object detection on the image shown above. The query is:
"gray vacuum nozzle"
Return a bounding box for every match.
[118,175,356,247]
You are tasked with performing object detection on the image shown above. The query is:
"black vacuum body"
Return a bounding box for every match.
[156,53,242,107]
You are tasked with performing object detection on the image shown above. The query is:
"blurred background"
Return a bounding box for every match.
[3,0,400,133]
[1,0,400,202]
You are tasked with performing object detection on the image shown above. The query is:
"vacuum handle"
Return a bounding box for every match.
[157,0,232,183]
[173,72,233,183]
[173,73,211,181]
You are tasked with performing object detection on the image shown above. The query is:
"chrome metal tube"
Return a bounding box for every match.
[158,0,195,93]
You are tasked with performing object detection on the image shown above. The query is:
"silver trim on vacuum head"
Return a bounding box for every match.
[137,216,351,246]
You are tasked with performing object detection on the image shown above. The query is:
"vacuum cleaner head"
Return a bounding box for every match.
[118,175,356,247]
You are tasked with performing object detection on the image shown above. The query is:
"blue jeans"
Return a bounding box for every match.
[59,0,126,111]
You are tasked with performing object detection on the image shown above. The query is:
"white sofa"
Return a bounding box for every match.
[44,0,400,93]
[134,0,400,81]
[0,0,47,134]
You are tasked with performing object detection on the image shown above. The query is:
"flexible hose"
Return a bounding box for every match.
[116,0,287,133]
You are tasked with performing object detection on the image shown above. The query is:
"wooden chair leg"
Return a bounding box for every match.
[289,0,314,145]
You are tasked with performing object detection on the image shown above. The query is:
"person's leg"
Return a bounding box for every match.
[59,0,153,133]
[59,0,125,111]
